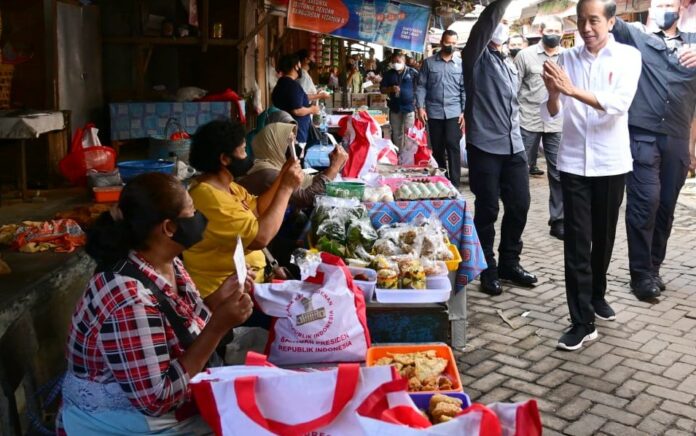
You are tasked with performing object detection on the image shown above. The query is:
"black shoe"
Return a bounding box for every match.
[529,166,544,176]
[499,264,538,287]
[549,221,564,240]
[558,324,598,351]
[653,273,666,292]
[592,299,616,321]
[631,278,661,301]
[480,274,503,296]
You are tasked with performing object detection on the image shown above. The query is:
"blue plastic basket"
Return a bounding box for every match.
[117,160,175,182]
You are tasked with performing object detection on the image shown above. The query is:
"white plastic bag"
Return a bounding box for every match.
[460,135,468,168]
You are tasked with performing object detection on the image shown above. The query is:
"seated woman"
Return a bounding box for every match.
[183,120,303,295]
[58,173,253,434]
[237,122,348,208]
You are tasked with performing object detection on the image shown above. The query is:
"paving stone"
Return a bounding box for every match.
[676,374,696,393]
[537,369,574,388]
[475,386,516,404]
[547,383,584,404]
[497,365,540,383]
[603,365,636,385]
[529,355,564,373]
[491,353,532,369]
[459,348,497,366]
[602,422,649,436]
[563,414,606,436]
[675,418,696,433]
[626,393,662,416]
[615,379,648,399]
[465,360,501,378]
[502,378,548,397]
[589,404,641,426]
[559,361,604,378]
[554,397,592,420]
[469,372,508,392]
[660,400,696,420]
[568,375,616,393]
[632,371,679,389]
[589,353,623,371]
[542,414,568,431]
[646,385,694,404]
[579,389,628,408]
[637,417,669,435]
[664,430,694,436]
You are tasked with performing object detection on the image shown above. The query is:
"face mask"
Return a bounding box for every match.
[491,23,510,46]
[441,45,454,55]
[393,62,405,71]
[542,34,562,48]
[171,211,208,249]
[652,9,680,30]
[509,48,521,57]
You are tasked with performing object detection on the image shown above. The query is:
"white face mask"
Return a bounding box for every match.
[491,23,510,46]
[393,62,405,71]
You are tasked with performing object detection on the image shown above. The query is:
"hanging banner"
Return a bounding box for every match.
[287,0,431,53]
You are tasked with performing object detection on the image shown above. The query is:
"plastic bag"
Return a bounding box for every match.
[460,135,468,168]
[59,123,117,186]
[10,219,86,253]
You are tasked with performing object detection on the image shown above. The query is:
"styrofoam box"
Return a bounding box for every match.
[348,266,377,302]
[375,275,452,303]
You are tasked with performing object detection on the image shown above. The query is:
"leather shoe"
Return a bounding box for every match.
[529,166,544,176]
[549,221,564,240]
[652,273,666,292]
[631,278,661,301]
[480,274,503,296]
[499,264,538,287]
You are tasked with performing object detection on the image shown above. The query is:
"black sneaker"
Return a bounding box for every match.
[557,324,598,351]
[592,299,616,321]
[652,273,666,292]
[529,166,544,176]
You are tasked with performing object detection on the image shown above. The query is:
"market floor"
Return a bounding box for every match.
[457,165,696,436]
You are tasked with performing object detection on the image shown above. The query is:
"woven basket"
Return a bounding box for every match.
[0,64,14,110]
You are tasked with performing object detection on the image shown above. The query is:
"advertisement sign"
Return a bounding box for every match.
[287,0,431,53]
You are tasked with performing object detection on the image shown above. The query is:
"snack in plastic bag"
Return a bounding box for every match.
[399,259,426,289]
[377,269,399,289]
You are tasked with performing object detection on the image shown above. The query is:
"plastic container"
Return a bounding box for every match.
[445,244,462,272]
[409,392,471,413]
[366,343,463,394]
[117,160,175,182]
[375,287,451,304]
[93,186,123,203]
[325,181,366,199]
[348,266,377,302]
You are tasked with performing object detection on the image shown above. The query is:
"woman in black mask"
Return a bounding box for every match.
[184,120,303,301]
[58,172,253,434]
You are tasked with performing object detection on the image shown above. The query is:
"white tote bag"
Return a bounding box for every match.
[253,253,371,365]
[190,361,396,436]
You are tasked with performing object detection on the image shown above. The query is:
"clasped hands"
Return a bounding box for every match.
[542,60,575,98]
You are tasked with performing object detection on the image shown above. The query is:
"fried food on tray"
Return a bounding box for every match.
[427,394,464,424]
[372,350,451,392]
[429,394,463,411]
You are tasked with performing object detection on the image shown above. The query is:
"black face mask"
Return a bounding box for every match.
[542,34,561,48]
[442,45,454,55]
[509,48,521,57]
[172,211,208,249]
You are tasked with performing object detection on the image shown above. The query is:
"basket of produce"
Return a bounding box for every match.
[117,160,175,182]
[366,344,462,394]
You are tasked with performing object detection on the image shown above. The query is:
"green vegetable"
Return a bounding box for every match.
[316,236,347,257]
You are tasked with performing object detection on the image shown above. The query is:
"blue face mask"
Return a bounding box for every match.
[653,9,680,30]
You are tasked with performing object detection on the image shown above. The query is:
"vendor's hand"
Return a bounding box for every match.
[210,278,253,329]
[417,108,428,123]
[679,47,696,69]
[543,61,574,96]
[458,113,465,131]
[281,159,304,190]
[318,90,331,99]
[328,145,349,171]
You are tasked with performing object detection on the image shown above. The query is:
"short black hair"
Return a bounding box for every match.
[189,120,246,173]
[442,29,458,41]
[577,0,616,19]
[277,53,300,74]
[391,52,405,60]
[296,49,310,62]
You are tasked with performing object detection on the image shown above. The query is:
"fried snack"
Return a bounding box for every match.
[437,415,454,424]
[391,352,416,365]
[438,376,453,391]
[429,394,463,414]
[414,354,448,381]
[431,402,461,420]
[373,350,451,392]
[399,259,426,289]
[377,269,399,289]
[408,377,423,391]
[375,357,394,366]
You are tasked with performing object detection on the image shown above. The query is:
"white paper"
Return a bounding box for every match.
[233,236,247,287]
[289,140,297,160]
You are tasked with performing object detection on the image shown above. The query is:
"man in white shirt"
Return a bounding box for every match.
[295,49,330,102]
[542,0,642,351]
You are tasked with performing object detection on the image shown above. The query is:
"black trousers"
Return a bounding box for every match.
[468,145,530,275]
[625,128,690,280]
[428,118,462,187]
[561,172,625,326]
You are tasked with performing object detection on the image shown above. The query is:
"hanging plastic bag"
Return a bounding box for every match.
[340,111,383,178]
[59,123,117,186]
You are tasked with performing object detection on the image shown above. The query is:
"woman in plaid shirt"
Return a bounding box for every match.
[57,173,253,435]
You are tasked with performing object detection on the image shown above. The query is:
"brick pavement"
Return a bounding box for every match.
[457,165,696,435]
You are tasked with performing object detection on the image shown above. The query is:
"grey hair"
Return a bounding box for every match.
[540,15,564,31]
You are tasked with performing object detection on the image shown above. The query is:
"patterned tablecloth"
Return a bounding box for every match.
[109,102,232,141]
[363,198,487,292]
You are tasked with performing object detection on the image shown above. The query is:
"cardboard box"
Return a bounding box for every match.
[369,94,388,108]
[350,93,368,108]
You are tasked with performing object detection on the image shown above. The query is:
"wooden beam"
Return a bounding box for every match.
[201,0,210,52]
[270,28,292,58]
[236,12,274,49]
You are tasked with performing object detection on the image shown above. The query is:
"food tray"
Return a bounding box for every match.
[445,244,462,272]
[348,266,377,302]
[366,343,463,394]
[93,186,123,203]
[375,276,452,303]
[409,392,472,412]
[380,176,452,192]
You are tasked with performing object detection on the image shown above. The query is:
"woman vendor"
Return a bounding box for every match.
[237,122,348,208]
[58,173,253,434]
[183,120,303,294]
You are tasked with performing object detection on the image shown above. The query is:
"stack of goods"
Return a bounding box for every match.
[362,185,394,202]
[395,181,458,200]
[371,219,455,263]
[311,198,378,260]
